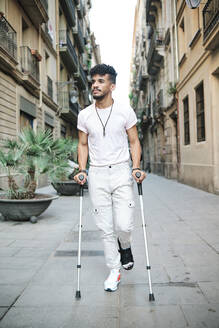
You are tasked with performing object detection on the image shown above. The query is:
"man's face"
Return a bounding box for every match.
[91,74,115,100]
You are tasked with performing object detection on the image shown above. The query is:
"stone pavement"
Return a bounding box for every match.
[0,174,219,328]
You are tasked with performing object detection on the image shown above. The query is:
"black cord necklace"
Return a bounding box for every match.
[95,102,114,137]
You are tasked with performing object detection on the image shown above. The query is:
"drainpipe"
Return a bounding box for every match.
[173,0,179,81]
[173,0,180,179]
[55,0,61,120]
[39,25,43,110]
[176,92,181,180]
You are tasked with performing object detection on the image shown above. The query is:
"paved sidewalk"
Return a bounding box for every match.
[0,174,219,328]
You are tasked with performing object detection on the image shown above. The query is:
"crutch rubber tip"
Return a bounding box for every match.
[149,293,155,302]
[75,291,81,299]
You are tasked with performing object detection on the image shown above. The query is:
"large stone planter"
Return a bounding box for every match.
[52,180,87,196]
[0,194,58,222]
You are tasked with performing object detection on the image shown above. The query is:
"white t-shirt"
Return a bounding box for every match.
[77,101,137,166]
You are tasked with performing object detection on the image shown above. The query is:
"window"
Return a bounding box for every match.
[22,18,29,45]
[45,123,53,136]
[178,18,186,63]
[61,125,66,138]
[44,112,54,137]
[20,111,34,130]
[196,82,205,142]
[183,96,190,145]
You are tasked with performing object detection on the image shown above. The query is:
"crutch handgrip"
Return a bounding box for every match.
[79,174,84,197]
[135,172,143,195]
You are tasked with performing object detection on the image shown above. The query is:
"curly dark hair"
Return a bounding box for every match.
[90,64,117,84]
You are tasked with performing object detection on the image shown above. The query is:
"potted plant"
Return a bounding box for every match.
[49,138,88,196]
[0,128,59,222]
[167,82,177,97]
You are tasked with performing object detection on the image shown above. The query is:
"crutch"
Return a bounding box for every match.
[135,172,155,301]
[75,174,85,299]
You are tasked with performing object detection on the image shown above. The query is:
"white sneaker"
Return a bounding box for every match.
[104,269,121,292]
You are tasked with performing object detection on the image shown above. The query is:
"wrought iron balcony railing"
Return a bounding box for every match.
[47,76,53,99]
[77,0,84,18]
[73,20,85,52]
[147,29,164,74]
[59,29,78,69]
[20,46,39,82]
[58,91,79,117]
[0,14,17,60]
[40,0,48,12]
[60,0,76,27]
[203,0,219,40]
[58,91,69,110]
[18,0,48,26]
[79,62,87,86]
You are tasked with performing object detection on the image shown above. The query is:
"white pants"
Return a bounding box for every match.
[88,161,135,270]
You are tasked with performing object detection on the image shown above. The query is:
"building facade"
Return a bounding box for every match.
[130,0,219,194]
[176,0,219,193]
[0,0,101,188]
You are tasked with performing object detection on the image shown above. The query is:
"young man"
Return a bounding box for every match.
[74,64,146,292]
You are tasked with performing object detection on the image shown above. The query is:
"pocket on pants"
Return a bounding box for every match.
[93,208,99,215]
[128,200,135,208]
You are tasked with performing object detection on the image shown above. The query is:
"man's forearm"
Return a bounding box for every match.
[78,143,88,170]
[130,139,142,168]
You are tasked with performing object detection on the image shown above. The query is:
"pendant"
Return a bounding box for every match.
[103,127,105,137]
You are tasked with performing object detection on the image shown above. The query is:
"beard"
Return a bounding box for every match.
[92,94,105,100]
[92,89,108,100]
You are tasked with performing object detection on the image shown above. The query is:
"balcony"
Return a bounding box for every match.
[146,0,161,23]
[0,14,18,69]
[18,0,48,27]
[141,105,152,129]
[20,46,40,89]
[139,65,148,90]
[147,29,164,75]
[157,89,164,112]
[87,0,92,9]
[203,0,219,50]
[47,76,53,99]
[60,0,76,27]
[59,30,78,72]
[152,99,158,117]
[41,22,53,46]
[74,62,87,90]
[73,20,85,53]
[58,91,79,121]
[77,0,85,18]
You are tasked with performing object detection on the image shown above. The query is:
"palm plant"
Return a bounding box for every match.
[0,140,24,199]
[47,138,78,183]
[0,128,78,199]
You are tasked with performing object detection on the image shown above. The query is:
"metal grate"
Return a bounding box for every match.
[55,250,104,257]
[203,0,219,40]
[66,230,102,242]
[0,14,17,59]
